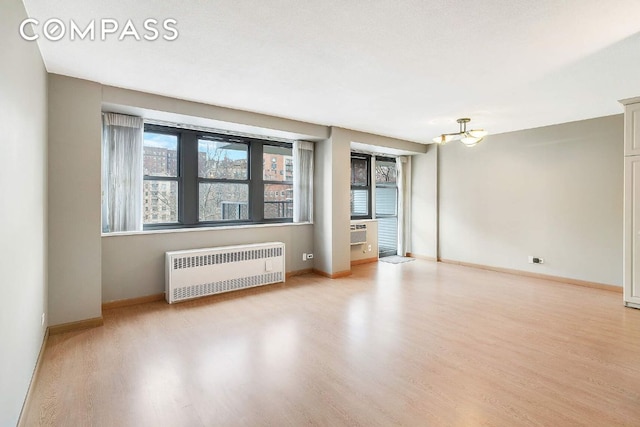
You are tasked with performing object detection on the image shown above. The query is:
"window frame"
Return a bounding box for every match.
[374,156,398,257]
[197,134,251,224]
[262,142,294,221]
[374,156,398,217]
[143,124,294,230]
[350,153,372,220]
[142,126,182,227]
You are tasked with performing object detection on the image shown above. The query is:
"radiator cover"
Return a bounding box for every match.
[165,242,285,303]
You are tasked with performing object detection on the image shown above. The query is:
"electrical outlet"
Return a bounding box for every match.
[303,253,307,261]
[368,245,372,252]
[41,313,45,326]
[306,253,314,259]
[528,256,544,264]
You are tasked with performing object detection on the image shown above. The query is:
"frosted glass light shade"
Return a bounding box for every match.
[468,129,488,138]
[461,135,481,146]
[432,134,454,144]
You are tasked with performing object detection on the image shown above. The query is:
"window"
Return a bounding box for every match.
[263,144,293,219]
[375,157,398,257]
[143,131,179,224]
[350,154,371,219]
[143,124,294,229]
[198,138,249,221]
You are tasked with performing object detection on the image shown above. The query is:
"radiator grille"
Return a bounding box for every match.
[173,272,284,301]
[350,224,367,245]
[165,242,285,304]
[173,247,283,270]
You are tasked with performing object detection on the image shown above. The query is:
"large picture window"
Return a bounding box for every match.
[142,124,295,229]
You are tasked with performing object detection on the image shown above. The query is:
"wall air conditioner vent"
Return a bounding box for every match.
[350,223,367,245]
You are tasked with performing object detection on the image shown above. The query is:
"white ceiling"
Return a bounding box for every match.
[22,0,640,143]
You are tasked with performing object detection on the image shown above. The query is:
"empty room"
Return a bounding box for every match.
[3,0,640,426]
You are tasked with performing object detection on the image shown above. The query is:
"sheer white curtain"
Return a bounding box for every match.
[102,113,144,232]
[293,140,314,222]
[396,156,411,256]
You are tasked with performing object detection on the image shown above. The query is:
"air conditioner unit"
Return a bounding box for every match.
[350,223,367,245]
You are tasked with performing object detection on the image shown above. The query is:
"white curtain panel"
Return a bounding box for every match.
[102,113,144,232]
[293,140,314,223]
[396,156,411,256]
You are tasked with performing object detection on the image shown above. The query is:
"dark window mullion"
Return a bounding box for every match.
[181,131,198,225]
[250,141,264,222]
[199,178,250,185]
[263,180,293,185]
[143,176,177,181]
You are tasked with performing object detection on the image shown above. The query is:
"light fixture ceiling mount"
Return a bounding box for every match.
[432,118,487,147]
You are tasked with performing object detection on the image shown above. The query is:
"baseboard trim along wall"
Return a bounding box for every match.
[351,257,378,266]
[313,269,352,279]
[17,328,49,427]
[48,317,104,335]
[439,259,623,293]
[102,271,313,310]
[286,268,314,279]
[102,293,165,310]
[406,253,437,262]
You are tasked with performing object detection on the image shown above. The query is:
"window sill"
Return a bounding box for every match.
[102,221,313,238]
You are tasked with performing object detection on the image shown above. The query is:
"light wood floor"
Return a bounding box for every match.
[23,260,640,426]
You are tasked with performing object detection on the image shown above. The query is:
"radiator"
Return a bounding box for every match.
[165,242,285,303]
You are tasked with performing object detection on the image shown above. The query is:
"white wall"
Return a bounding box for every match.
[437,115,623,285]
[102,224,314,302]
[410,145,438,258]
[0,0,48,424]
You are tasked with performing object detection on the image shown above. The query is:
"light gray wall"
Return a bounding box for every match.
[102,225,313,302]
[47,75,320,310]
[48,76,426,315]
[102,85,329,141]
[312,129,352,276]
[313,127,361,275]
[438,115,623,285]
[314,127,425,275]
[0,0,48,425]
[313,138,334,273]
[410,145,438,258]
[328,128,352,275]
[48,75,103,324]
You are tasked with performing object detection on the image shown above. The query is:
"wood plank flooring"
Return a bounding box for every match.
[22,260,640,426]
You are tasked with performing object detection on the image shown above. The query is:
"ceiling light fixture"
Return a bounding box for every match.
[432,118,488,147]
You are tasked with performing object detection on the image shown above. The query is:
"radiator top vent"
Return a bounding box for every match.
[173,246,283,270]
